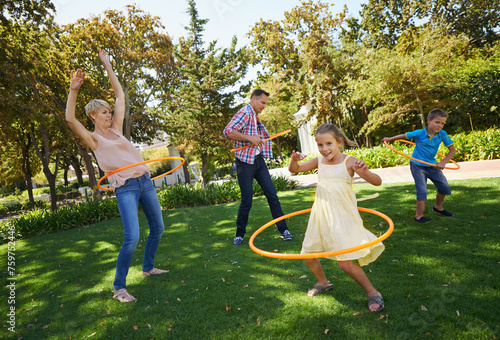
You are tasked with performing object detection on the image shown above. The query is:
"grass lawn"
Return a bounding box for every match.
[1,177,499,339]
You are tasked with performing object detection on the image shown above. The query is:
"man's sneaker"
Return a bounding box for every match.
[281,230,293,240]
[233,237,244,246]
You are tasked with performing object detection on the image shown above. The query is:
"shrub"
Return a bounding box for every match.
[158,174,297,209]
[0,198,119,242]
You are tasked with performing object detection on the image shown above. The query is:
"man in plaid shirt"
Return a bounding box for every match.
[223,89,293,246]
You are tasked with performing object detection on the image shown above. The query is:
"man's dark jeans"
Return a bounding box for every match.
[235,155,287,237]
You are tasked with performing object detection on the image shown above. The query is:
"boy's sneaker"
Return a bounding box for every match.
[433,207,453,217]
[233,237,244,246]
[281,230,293,240]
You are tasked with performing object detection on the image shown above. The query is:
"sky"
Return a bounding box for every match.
[53,0,365,48]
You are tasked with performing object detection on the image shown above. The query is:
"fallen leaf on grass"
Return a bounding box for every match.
[257,315,261,326]
[325,329,329,334]
[42,324,50,329]
[87,333,96,337]
[421,305,428,311]
[353,312,360,316]
[98,321,105,327]
[226,304,232,311]
[298,275,307,279]
[243,285,248,288]
[133,326,138,330]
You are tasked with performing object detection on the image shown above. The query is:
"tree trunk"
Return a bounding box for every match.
[31,123,61,211]
[411,87,426,128]
[68,153,84,186]
[23,173,34,203]
[21,137,34,202]
[63,165,69,186]
[74,141,99,198]
[179,150,191,184]
[201,157,208,188]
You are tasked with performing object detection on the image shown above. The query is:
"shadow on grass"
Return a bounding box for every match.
[2,178,499,338]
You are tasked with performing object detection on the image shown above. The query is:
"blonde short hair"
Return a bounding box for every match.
[84,99,112,120]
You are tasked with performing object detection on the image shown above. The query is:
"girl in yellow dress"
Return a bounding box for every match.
[288,124,385,312]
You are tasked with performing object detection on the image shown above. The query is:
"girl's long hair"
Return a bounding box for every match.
[316,124,358,149]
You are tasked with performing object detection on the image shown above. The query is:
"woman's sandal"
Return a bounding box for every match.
[368,294,385,312]
[113,288,137,303]
[142,268,169,278]
[307,283,334,296]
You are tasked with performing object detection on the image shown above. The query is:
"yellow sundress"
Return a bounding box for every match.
[301,155,385,266]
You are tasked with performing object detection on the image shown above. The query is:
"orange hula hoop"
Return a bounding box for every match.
[97,157,186,191]
[230,129,292,153]
[249,207,394,260]
[384,140,460,170]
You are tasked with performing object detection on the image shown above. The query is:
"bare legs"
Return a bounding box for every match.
[304,258,329,290]
[434,193,446,210]
[415,193,447,219]
[304,258,382,312]
[415,200,426,219]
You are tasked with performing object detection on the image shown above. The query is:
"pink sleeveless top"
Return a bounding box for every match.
[92,128,149,188]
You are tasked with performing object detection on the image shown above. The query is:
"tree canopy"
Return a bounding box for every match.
[163,0,251,186]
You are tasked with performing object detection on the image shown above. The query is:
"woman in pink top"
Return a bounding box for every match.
[65,50,168,303]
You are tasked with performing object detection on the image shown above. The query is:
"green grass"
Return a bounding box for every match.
[1,177,499,339]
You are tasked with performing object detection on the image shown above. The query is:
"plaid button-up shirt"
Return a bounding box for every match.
[223,103,272,164]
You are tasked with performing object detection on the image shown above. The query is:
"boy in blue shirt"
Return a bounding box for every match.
[383,109,457,223]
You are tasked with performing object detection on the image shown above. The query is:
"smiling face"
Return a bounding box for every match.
[427,116,447,135]
[90,106,113,128]
[315,132,342,162]
[249,94,269,114]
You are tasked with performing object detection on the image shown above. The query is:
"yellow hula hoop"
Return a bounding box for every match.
[384,140,460,170]
[230,129,292,153]
[249,206,394,260]
[97,157,186,191]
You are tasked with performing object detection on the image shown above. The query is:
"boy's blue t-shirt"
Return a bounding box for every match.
[405,128,454,167]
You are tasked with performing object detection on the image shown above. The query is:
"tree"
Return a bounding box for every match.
[0,0,54,25]
[248,0,346,125]
[163,0,251,187]
[61,5,175,142]
[349,27,471,136]
[344,0,500,48]
[0,16,55,201]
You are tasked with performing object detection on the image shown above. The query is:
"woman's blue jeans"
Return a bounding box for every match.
[235,155,287,238]
[113,172,164,290]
